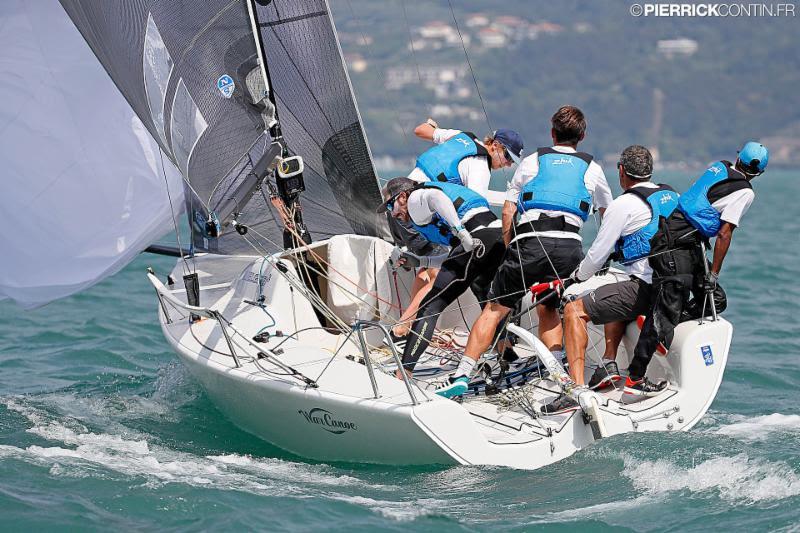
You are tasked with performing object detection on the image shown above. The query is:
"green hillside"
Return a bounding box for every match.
[330,0,800,168]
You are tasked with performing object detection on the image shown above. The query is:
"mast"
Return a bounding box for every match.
[245,0,311,249]
[245,0,280,140]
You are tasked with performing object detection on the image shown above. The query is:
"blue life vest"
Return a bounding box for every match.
[615,185,680,262]
[677,160,752,238]
[517,147,594,220]
[415,132,490,185]
[410,182,490,246]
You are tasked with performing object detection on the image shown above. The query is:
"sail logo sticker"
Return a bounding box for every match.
[298,408,358,434]
[701,345,714,366]
[217,75,235,98]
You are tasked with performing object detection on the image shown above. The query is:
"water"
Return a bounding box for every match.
[1,171,798,531]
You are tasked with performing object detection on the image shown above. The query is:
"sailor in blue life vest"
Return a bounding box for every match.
[377,177,506,379]
[433,105,613,399]
[409,117,524,197]
[388,120,524,341]
[622,142,769,386]
[537,145,679,414]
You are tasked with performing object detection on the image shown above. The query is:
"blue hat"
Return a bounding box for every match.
[493,128,524,164]
[738,141,769,174]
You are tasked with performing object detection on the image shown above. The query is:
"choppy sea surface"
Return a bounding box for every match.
[1,170,798,531]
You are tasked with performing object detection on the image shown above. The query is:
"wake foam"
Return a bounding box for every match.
[622,452,800,503]
[710,413,800,441]
[1,397,399,507]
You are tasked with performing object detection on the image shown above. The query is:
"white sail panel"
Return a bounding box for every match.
[0,0,184,309]
[143,13,174,148]
[170,79,209,178]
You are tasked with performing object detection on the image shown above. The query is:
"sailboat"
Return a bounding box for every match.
[1,0,732,469]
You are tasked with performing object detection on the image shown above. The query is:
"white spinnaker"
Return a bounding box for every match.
[0,0,184,309]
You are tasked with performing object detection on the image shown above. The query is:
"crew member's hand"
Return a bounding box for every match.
[399,251,421,269]
[456,227,475,252]
[426,117,439,129]
[568,267,588,284]
[390,246,406,268]
[703,271,719,292]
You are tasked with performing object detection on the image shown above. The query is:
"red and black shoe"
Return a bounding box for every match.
[623,376,668,397]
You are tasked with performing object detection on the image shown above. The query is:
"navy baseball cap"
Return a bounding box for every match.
[494,128,524,163]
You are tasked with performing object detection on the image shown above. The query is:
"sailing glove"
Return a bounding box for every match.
[455,227,475,252]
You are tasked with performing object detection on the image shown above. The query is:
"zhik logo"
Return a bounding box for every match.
[551,157,574,166]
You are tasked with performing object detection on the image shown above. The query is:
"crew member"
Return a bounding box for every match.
[628,142,769,384]
[390,121,523,339]
[540,145,680,414]
[409,118,524,196]
[377,177,506,379]
[435,105,612,399]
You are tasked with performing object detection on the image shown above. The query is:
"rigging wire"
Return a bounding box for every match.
[158,147,191,275]
[342,0,413,150]
[399,0,423,85]
[446,0,492,132]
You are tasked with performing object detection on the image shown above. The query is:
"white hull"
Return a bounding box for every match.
[151,235,731,469]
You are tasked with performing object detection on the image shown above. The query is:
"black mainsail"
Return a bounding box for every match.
[59,0,385,255]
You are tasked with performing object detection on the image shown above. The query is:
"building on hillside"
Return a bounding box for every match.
[477,27,508,48]
[530,21,564,35]
[573,22,592,33]
[412,21,466,50]
[344,53,368,73]
[385,64,468,92]
[338,32,373,46]
[465,13,489,27]
[657,38,699,58]
[429,104,483,122]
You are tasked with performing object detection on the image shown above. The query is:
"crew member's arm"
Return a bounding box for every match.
[575,203,629,281]
[501,201,517,246]
[590,164,613,222]
[413,119,437,142]
[710,222,735,274]
[502,154,536,246]
[424,189,475,249]
[709,188,753,275]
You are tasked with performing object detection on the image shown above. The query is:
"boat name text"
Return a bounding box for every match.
[298,408,358,434]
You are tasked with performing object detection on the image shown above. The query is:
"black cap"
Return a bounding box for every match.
[376,177,418,213]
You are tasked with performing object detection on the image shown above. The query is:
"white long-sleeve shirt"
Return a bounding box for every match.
[407,128,492,197]
[505,146,613,243]
[576,182,660,283]
[406,187,497,230]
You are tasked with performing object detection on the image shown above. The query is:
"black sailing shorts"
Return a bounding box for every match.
[487,237,583,309]
[582,277,653,325]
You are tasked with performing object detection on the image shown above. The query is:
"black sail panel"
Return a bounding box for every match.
[254,0,384,240]
[59,0,385,255]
